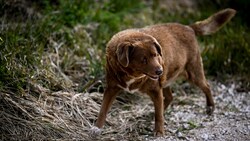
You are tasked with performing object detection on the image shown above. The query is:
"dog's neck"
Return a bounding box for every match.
[107,57,147,87]
[117,65,140,81]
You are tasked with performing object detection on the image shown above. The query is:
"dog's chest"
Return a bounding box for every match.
[118,76,146,94]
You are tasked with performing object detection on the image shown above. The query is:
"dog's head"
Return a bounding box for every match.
[116,34,163,80]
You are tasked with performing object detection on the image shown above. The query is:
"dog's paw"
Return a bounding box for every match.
[154,131,164,137]
[206,105,215,115]
[89,126,102,138]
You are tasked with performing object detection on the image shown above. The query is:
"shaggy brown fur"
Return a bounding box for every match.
[93,8,236,136]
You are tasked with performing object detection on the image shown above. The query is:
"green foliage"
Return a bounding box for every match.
[201,24,250,75]
[0,0,146,93]
[0,20,45,93]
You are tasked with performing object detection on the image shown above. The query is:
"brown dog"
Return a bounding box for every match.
[92,8,236,136]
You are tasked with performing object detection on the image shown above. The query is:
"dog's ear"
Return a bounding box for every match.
[154,41,162,56]
[116,42,134,67]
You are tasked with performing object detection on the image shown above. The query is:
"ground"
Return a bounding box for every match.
[89,80,249,141]
[1,78,249,140]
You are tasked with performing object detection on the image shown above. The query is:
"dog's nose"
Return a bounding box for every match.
[155,68,163,75]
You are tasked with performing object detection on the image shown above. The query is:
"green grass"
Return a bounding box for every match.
[201,23,250,75]
[0,0,249,95]
[0,0,147,94]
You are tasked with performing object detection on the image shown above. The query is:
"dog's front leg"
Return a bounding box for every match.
[148,89,164,136]
[95,86,121,128]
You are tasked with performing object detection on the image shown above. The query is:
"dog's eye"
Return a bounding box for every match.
[142,57,147,64]
[152,53,158,57]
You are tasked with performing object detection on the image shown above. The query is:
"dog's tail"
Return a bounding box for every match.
[189,8,236,36]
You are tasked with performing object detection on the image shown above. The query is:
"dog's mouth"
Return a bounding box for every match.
[144,73,159,80]
[149,76,159,80]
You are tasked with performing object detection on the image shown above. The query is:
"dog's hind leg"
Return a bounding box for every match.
[195,79,215,115]
[186,56,215,115]
[163,87,173,111]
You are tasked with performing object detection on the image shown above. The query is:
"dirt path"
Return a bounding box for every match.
[91,80,250,141]
[151,81,250,141]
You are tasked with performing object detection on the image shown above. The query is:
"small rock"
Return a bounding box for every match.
[183,123,189,130]
[177,131,183,138]
[201,134,209,140]
[176,131,188,140]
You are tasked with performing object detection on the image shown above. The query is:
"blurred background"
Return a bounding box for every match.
[0,0,249,96]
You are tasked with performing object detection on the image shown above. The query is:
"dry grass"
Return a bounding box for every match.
[0,84,155,140]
